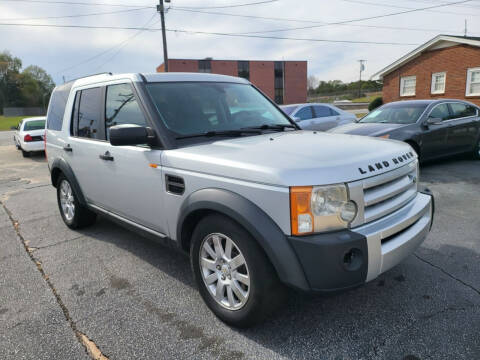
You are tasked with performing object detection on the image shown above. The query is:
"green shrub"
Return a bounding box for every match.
[368,96,383,111]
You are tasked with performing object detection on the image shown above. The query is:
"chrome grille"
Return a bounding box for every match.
[349,160,418,227]
[363,161,418,223]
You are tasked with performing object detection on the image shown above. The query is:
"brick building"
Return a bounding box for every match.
[156,59,307,104]
[372,35,480,106]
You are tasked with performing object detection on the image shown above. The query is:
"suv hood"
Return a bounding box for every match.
[328,122,407,137]
[162,131,416,187]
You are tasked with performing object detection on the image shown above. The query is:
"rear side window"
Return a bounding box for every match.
[46,82,73,131]
[313,105,332,117]
[449,103,477,119]
[77,87,104,140]
[105,84,147,140]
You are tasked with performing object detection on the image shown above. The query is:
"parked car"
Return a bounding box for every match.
[13,117,46,157]
[329,100,480,161]
[46,73,433,327]
[281,103,356,131]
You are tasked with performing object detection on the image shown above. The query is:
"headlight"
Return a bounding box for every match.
[290,184,357,235]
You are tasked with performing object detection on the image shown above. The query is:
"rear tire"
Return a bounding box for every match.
[56,174,97,229]
[190,214,286,328]
[21,149,30,157]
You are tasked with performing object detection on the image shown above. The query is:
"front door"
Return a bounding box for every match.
[293,106,315,129]
[420,103,450,160]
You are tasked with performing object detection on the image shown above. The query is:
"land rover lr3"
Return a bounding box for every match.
[45,73,434,327]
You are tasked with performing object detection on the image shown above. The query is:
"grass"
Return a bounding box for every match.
[356,113,367,119]
[0,116,35,131]
[351,93,382,103]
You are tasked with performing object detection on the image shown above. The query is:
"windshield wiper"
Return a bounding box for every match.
[242,124,298,131]
[176,129,262,140]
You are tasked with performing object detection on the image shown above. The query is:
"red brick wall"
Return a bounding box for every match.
[211,60,237,76]
[249,61,275,100]
[382,44,480,106]
[284,61,307,104]
[163,59,199,72]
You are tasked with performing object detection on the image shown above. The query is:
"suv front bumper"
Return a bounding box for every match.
[287,191,433,292]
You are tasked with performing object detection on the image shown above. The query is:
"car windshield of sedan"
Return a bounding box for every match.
[359,103,428,124]
[146,82,292,136]
[23,120,45,131]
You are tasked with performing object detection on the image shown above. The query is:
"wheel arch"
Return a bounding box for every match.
[50,158,87,205]
[177,188,309,291]
[405,139,421,158]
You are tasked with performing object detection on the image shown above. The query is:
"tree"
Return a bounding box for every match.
[307,75,318,93]
[0,51,55,113]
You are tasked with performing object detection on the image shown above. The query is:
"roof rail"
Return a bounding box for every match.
[68,72,113,82]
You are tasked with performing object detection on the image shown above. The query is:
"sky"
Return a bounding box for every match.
[1,0,480,86]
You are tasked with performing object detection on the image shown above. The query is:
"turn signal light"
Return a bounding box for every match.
[290,186,313,235]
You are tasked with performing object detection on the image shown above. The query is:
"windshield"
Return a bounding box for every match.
[23,120,45,131]
[281,105,297,115]
[359,103,428,124]
[146,82,292,136]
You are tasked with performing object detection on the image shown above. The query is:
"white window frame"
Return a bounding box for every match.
[466,67,480,97]
[431,72,446,94]
[400,76,416,97]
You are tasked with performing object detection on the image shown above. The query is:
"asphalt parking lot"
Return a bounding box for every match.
[0,130,479,360]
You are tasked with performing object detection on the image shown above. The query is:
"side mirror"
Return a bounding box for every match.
[425,117,442,126]
[109,125,156,146]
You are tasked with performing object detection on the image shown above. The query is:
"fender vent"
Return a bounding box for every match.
[165,175,185,195]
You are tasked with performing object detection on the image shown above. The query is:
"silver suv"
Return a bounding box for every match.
[45,73,434,327]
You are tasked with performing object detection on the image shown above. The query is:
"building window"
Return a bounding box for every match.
[431,72,446,94]
[400,76,416,97]
[198,60,211,73]
[466,67,480,96]
[238,61,249,80]
[274,61,284,104]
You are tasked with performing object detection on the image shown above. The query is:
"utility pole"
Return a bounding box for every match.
[157,0,170,72]
[464,19,468,37]
[358,60,366,98]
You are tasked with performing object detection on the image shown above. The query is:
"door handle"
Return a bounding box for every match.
[99,151,114,161]
[63,145,72,152]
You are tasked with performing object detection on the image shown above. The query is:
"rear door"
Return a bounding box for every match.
[446,102,479,154]
[420,103,451,160]
[312,105,339,131]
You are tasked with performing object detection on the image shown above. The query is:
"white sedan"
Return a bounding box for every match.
[13,117,46,157]
[281,103,356,131]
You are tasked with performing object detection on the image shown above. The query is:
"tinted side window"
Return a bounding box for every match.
[295,106,313,120]
[429,104,450,121]
[313,105,332,117]
[46,82,73,131]
[105,84,147,140]
[450,103,477,119]
[77,87,104,140]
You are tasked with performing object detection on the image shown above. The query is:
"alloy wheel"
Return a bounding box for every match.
[59,180,75,221]
[199,233,250,310]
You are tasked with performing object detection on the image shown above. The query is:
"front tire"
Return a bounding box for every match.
[56,174,97,229]
[191,214,286,327]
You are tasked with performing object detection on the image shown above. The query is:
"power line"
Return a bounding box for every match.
[0,22,420,45]
[0,7,154,21]
[169,7,476,35]
[339,0,480,17]
[55,13,158,75]
[0,0,151,7]
[173,0,278,9]
[228,0,475,35]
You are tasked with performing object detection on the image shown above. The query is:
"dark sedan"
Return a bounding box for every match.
[329,99,480,161]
